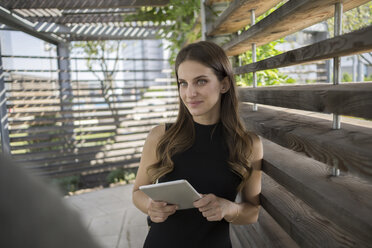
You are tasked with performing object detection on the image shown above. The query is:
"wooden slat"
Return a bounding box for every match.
[223,0,370,56]
[34,158,140,178]
[262,138,372,243]
[235,25,372,74]
[239,104,372,181]
[261,173,370,247]
[207,0,281,36]
[238,82,372,119]
[206,0,231,5]
[231,208,299,248]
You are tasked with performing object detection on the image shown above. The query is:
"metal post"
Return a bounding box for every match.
[332,2,342,176]
[332,2,342,130]
[251,9,258,111]
[200,0,207,41]
[0,41,10,155]
[57,42,74,153]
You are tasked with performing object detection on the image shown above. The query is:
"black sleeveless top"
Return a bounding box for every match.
[143,121,241,248]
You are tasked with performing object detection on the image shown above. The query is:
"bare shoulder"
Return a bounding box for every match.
[146,124,166,144]
[247,131,263,170]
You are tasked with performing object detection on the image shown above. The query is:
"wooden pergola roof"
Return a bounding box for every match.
[0,0,170,44]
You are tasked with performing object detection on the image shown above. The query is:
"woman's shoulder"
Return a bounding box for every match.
[246,131,263,169]
[147,124,166,143]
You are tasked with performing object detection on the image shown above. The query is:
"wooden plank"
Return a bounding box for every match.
[235,25,372,73]
[223,0,370,56]
[206,0,231,5]
[238,82,372,119]
[34,158,141,178]
[231,208,299,248]
[262,138,372,243]
[239,104,372,181]
[207,0,281,36]
[261,173,370,247]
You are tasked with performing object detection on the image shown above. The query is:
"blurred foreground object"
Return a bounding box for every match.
[0,155,102,248]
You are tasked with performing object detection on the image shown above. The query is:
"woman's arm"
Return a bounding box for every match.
[193,133,263,224]
[132,125,178,222]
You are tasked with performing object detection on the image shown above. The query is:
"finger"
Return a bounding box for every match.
[193,194,213,208]
[152,204,178,213]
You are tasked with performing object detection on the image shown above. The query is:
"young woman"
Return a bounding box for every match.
[132,41,262,248]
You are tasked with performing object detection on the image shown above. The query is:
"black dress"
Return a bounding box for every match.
[143,121,241,248]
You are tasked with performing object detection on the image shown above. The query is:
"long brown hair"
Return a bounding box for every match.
[147,41,253,191]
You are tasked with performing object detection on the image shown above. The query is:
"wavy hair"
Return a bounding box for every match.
[147,41,253,191]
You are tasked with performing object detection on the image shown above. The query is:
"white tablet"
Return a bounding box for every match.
[139,179,202,210]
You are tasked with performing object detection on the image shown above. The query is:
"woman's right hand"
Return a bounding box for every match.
[147,199,178,223]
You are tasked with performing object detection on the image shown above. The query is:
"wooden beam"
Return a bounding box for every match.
[0,0,169,9]
[239,104,372,181]
[223,0,370,56]
[234,25,372,73]
[205,0,231,6]
[261,173,370,247]
[231,208,299,248]
[262,138,372,243]
[207,0,281,36]
[238,82,372,120]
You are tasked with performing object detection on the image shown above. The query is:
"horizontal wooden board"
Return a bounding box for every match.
[231,207,299,248]
[262,138,372,243]
[261,173,370,247]
[237,82,372,119]
[206,0,231,5]
[208,0,281,36]
[33,158,141,178]
[234,25,372,73]
[239,104,372,181]
[223,0,370,56]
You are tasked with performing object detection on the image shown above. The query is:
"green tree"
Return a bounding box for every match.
[237,39,296,86]
[72,41,126,127]
[124,0,201,65]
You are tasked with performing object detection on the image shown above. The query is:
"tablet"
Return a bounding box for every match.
[139,179,202,210]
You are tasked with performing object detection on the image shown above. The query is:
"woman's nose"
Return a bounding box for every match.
[187,84,197,97]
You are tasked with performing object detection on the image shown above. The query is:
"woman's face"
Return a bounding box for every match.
[177,60,228,124]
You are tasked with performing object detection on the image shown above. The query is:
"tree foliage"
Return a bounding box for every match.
[124,0,201,65]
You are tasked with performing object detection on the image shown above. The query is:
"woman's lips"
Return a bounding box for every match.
[188,101,202,108]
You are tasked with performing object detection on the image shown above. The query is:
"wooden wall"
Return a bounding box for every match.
[204,0,372,247]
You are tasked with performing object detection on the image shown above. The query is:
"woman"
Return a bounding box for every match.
[132,41,262,248]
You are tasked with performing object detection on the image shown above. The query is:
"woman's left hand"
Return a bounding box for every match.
[193,194,232,221]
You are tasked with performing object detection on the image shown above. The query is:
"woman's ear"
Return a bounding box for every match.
[220,77,230,93]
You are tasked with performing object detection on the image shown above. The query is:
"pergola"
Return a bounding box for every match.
[0,0,171,155]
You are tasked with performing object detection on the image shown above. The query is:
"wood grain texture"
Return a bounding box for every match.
[262,138,372,243]
[206,0,232,5]
[234,25,372,73]
[231,208,299,248]
[207,0,281,36]
[223,0,370,56]
[239,104,372,181]
[237,82,372,119]
[261,173,371,247]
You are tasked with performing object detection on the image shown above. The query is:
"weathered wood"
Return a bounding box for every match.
[27,149,142,169]
[223,0,370,56]
[238,82,372,119]
[239,104,372,181]
[206,0,231,5]
[261,173,370,247]
[208,0,281,36]
[34,158,141,178]
[262,138,372,243]
[234,26,372,74]
[231,208,299,248]
[235,25,372,73]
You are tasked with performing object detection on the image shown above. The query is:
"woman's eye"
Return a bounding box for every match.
[197,79,207,85]
[179,81,187,87]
